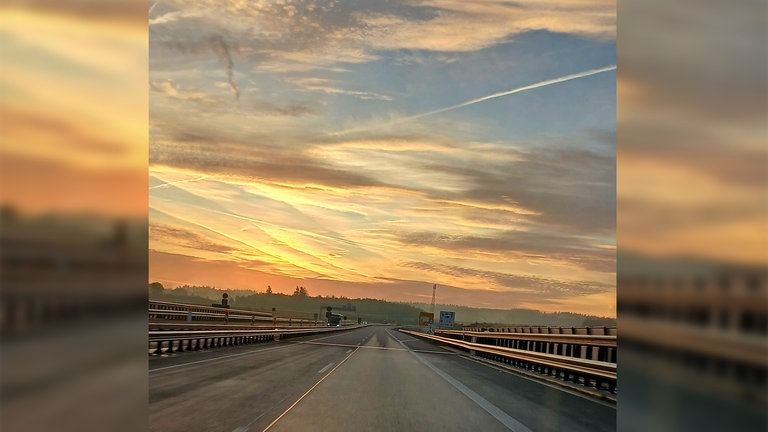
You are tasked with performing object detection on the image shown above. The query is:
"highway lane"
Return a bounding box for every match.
[150,326,615,431]
[389,330,615,432]
[150,327,376,432]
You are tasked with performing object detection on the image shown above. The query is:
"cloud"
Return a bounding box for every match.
[397,229,615,273]
[150,0,614,76]
[359,0,615,52]
[150,79,216,103]
[149,10,196,26]
[151,77,320,114]
[151,125,614,236]
[285,77,391,100]
[150,223,234,254]
[209,34,240,101]
[401,261,612,299]
[149,136,386,189]
[437,145,616,235]
[149,174,210,190]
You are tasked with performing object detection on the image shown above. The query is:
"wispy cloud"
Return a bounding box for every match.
[359,0,615,52]
[402,261,612,298]
[150,223,234,255]
[397,229,615,273]
[149,174,210,190]
[285,77,391,101]
[150,0,614,74]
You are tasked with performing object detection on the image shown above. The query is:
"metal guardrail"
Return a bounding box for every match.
[438,329,617,364]
[148,300,361,355]
[148,322,324,331]
[148,300,316,325]
[399,329,617,392]
[461,325,617,335]
[439,329,617,347]
[149,325,360,355]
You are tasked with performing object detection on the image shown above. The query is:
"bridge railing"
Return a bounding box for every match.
[149,300,316,326]
[461,325,617,335]
[438,328,617,363]
[148,300,362,355]
[399,328,617,393]
[149,325,361,355]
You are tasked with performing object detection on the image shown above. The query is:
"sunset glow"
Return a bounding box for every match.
[149,0,617,316]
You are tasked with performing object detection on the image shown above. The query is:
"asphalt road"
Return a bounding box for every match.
[149,326,615,431]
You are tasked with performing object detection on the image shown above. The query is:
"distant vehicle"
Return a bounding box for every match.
[326,312,345,326]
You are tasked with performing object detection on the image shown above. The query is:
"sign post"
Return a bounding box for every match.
[418,312,434,333]
[438,311,455,329]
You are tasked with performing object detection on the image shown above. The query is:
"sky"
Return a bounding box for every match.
[148,0,617,316]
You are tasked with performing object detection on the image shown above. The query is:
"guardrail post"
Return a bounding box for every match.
[152,340,164,355]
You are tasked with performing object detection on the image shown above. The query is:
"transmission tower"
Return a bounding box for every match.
[430,284,437,315]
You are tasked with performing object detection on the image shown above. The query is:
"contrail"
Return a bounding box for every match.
[149,0,160,14]
[333,65,616,136]
[149,175,210,190]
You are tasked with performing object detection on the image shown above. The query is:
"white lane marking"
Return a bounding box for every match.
[346,349,352,354]
[289,341,358,348]
[318,362,335,374]
[261,347,359,432]
[387,329,532,432]
[294,341,458,354]
[411,352,533,432]
[305,332,357,342]
[150,344,291,373]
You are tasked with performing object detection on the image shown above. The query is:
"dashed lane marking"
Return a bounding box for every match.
[318,362,335,374]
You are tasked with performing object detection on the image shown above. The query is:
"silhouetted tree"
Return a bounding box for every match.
[266,285,273,294]
[149,282,164,297]
[171,287,188,296]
